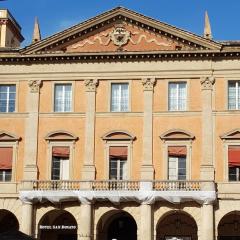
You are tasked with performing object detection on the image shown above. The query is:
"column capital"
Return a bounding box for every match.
[28,80,42,93]
[84,79,99,92]
[201,76,215,90]
[142,77,156,91]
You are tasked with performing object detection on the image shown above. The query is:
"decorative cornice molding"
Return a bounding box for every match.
[84,79,99,92]
[28,80,42,93]
[142,77,156,91]
[200,76,215,90]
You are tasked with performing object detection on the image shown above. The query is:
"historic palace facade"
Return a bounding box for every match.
[0,6,240,240]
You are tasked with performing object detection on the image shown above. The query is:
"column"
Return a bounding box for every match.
[21,203,33,236]
[78,204,92,240]
[200,76,215,180]
[141,78,156,180]
[141,204,153,240]
[23,80,42,180]
[82,79,98,180]
[201,203,214,240]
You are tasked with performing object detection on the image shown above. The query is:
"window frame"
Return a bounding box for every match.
[227,80,240,110]
[0,141,19,182]
[108,80,131,112]
[105,142,132,180]
[163,141,192,180]
[0,82,18,113]
[223,141,240,182]
[166,80,189,112]
[52,81,75,113]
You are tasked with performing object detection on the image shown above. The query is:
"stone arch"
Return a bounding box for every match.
[96,209,137,240]
[38,208,78,240]
[154,204,201,239]
[0,209,19,233]
[0,199,22,229]
[156,210,198,240]
[218,211,240,239]
[101,130,136,141]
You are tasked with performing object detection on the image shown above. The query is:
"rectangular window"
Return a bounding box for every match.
[51,147,70,180]
[0,147,13,182]
[111,83,129,112]
[228,81,240,110]
[0,85,16,113]
[54,84,72,112]
[228,145,240,181]
[109,146,128,180]
[168,82,187,111]
[168,146,187,180]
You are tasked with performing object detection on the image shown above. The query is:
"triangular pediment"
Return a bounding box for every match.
[0,131,20,141]
[220,129,240,140]
[22,7,221,55]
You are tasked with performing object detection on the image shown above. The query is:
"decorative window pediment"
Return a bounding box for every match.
[102,130,135,141]
[160,129,195,141]
[220,129,240,140]
[0,131,20,142]
[45,131,78,142]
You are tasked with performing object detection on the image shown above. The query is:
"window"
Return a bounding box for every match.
[51,147,70,180]
[228,81,240,110]
[168,82,187,111]
[109,146,128,180]
[228,145,240,181]
[168,146,187,180]
[0,85,16,113]
[0,147,13,182]
[111,83,129,112]
[54,84,72,112]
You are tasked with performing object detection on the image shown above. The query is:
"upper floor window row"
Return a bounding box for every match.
[54,84,72,112]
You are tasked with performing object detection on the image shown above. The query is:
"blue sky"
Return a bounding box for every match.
[2,0,240,46]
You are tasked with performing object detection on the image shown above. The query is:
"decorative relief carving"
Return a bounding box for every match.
[84,79,99,92]
[28,80,42,93]
[69,23,172,52]
[142,78,156,91]
[109,23,131,47]
[200,76,215,90]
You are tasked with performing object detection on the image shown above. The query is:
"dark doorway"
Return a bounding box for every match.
[39,210,77,240]
[218,212,240,240]
[107,215,137,240]
[0,209,19,233]
[156,211,198,240]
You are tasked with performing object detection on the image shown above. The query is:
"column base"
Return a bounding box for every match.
[82,165,96,180]
[141,165,154,180]
[200,165,215,180]
[23,164,38,180]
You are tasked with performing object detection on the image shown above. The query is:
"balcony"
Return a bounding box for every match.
[20,180,216,205]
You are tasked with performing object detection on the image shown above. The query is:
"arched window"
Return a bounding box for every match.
[45,131,78,180]
[160,129,195,180]
[102,131,135,180]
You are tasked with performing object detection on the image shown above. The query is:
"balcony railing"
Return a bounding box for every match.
[21,180,214,192]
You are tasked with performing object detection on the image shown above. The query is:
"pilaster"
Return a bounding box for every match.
[21,202,33,236]
[82,79,98,180]
[200,76,215,180]
[141,78,156,180]
[78,204,92,240]
[140,204,153,240]
[201,203,214,240]
[23,80,42,180]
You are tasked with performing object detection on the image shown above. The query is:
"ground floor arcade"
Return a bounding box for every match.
[1,198,240,240]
